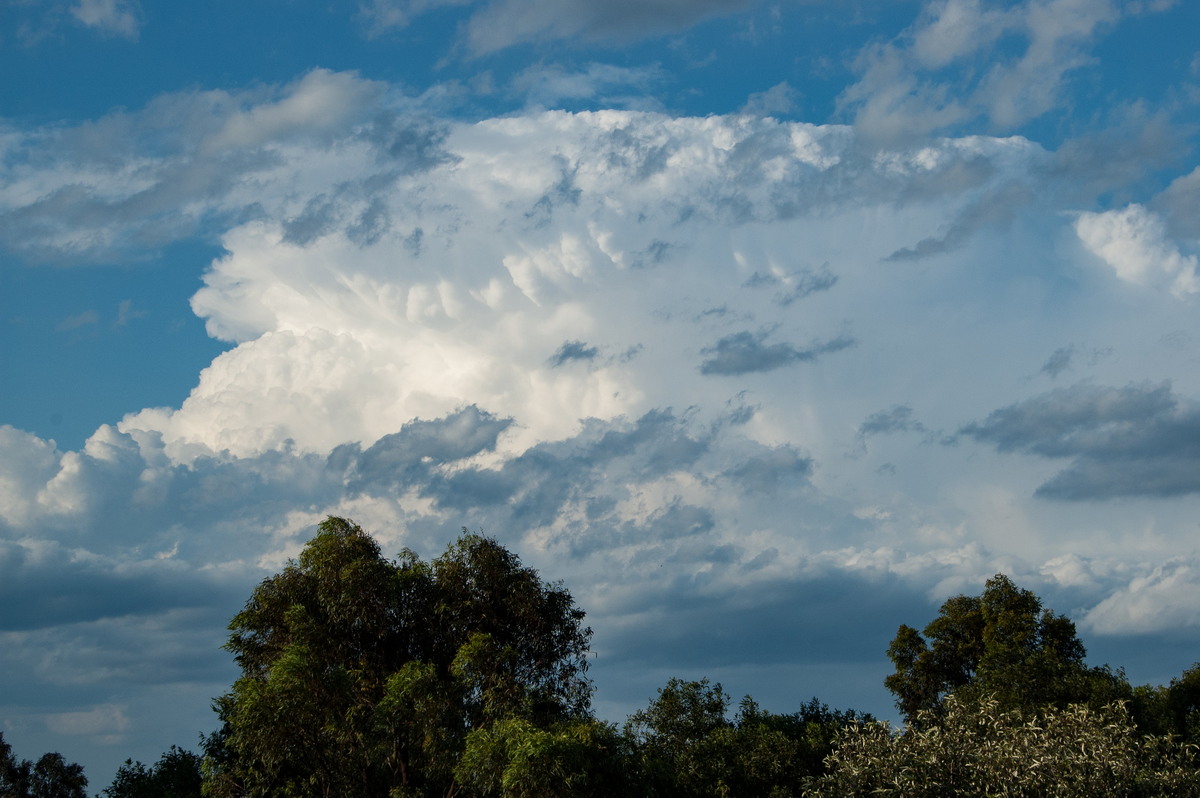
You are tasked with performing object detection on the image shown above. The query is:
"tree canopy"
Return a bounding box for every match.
[0,733,87,798]
[206,516,592,797]
[884,573,1129,723]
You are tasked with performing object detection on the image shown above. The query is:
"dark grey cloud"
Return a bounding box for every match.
[360,113,458,173]
[282,195,340,245]
[723,445,812,493]
[1040,346,1074,379]
[603,125,678,182]
[524,158,582,228]
[743,265,838,306]
[607,569,928,671]
[858,405,925,437]
[340,405,512,494]
[462,0,763,55]
[961,382,1200,500]
[422,409,711,526]
[700,330,854,375]
[885,181,1033,262]
[549,340,600,367]
[0,540,237,633]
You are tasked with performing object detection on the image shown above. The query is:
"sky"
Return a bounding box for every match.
[2,0,1200,786]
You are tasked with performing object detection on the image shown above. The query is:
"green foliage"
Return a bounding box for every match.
[104,746,202,798]
[456,717,635,797]
[0,733,87,798]
[625,680,869,797]
[810,694,1200,797]
[205,516,592,798]
[885,574,1130,722]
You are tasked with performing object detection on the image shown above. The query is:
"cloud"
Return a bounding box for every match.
[740,82,800,117]
[70,0,140,39]
[858,406,926,438]
[461,0,761,55]
[839,0,1129,142]
[549,340,600,367]
[1083,559,1200,634]
[961,382,1200,500]
[55,310,100,332]
[45,704,130,738]
[0,69,418,265]
[700,330,854,375]
[1039,346,1074,379]
[113,299,145,328]
[510,63,669,110]
[742,265,837,305]
[1075,204,1199,297]
[352,0,764,53]
[1155,166,1200,240]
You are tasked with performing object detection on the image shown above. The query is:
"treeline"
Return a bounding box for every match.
[5,517,1200,797]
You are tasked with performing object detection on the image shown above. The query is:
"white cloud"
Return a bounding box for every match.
[45,704,129,737]
[1075,204,1200,297]
[70,0,140,39]
[1083,560,1200,634]
[201,69,386,154]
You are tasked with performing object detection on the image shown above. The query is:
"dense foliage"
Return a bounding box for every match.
[102,747,202,798]
[9,522,1200,797]
[0,733,87,798]
[204,517,593,797]
[884,574,1129,723]
[810,695,1200,797]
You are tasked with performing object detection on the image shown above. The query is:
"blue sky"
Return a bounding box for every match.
[2,0,1200,786]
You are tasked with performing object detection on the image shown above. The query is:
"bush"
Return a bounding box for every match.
[809,695,1200,797]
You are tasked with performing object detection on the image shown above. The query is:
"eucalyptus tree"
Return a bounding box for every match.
[205,517,592,798]
[885,574,1129,723]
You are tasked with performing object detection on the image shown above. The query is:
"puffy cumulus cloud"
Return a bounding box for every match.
[1075,204,1200,297]
[1083,559,1200,634]
[961,382,1200,500]
[61,99,1038,460]
[840,0,1131,142]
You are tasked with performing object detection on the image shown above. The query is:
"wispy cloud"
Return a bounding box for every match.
[55,310,100,332]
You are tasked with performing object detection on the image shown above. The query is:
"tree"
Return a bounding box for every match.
[0,733,33,798]
[30,755,87,798]
[1130,662,1200,741]
[205,516,592,798]
[625,681,869,797]
[454,717,636,798]
[885,574,1129,722]
[104,746,202,798]
[0,734,86,798]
